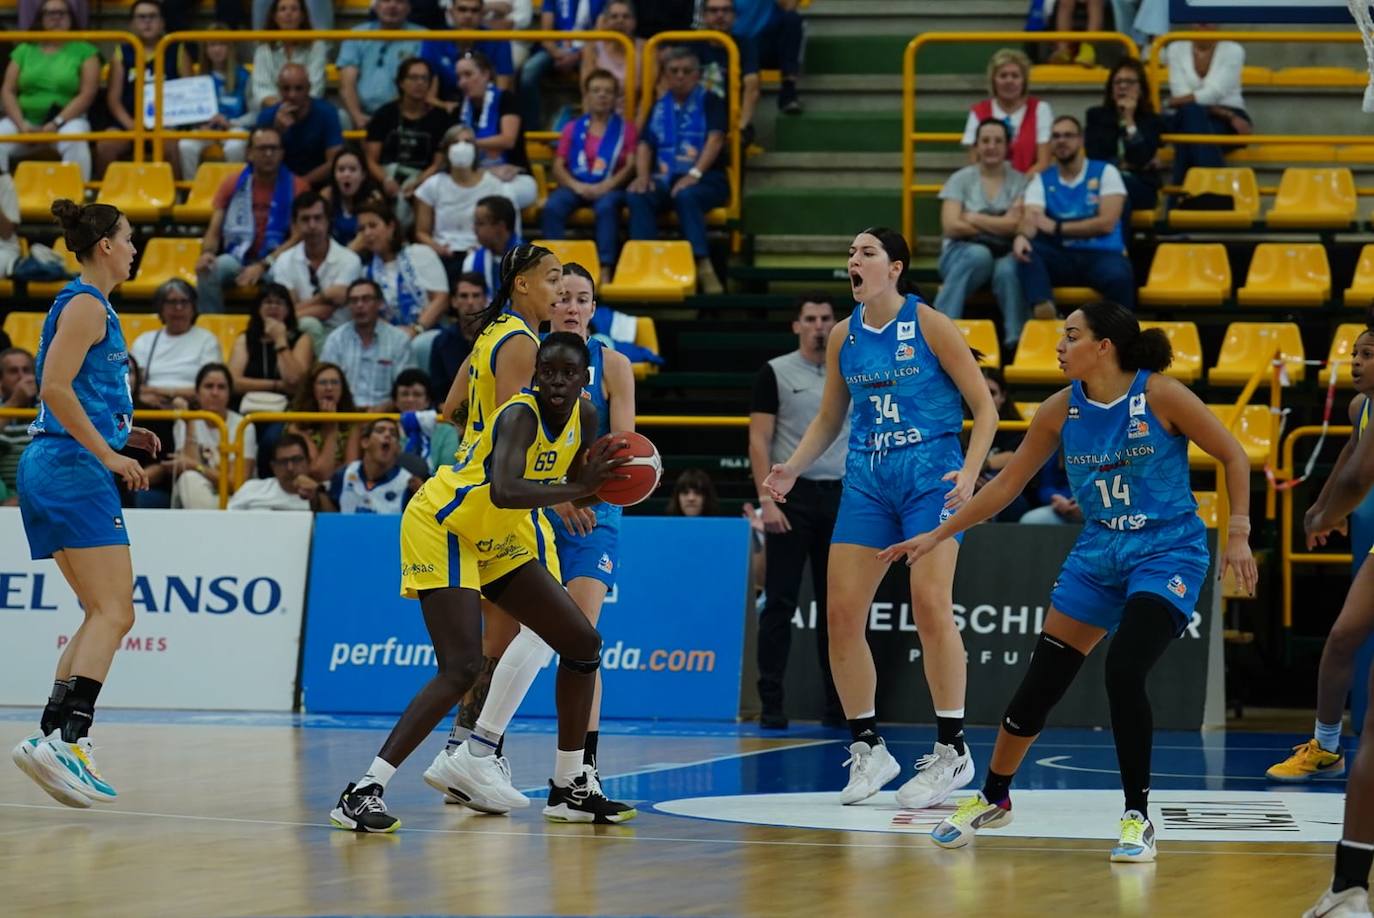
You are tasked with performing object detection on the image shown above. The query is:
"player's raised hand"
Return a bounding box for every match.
[876,531,940,567]
[761,463,797,503]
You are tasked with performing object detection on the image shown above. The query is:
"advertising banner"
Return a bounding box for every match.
[301,514,751,719]
[0,508,310,710]
[781,523,1219,729]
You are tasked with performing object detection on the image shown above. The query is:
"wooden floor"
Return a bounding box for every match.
[0,710,1353,917]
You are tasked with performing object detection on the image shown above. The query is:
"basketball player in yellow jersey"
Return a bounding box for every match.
[330,332,638,832]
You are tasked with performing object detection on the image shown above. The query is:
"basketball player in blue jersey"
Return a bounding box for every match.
[880,302,1259,863]
[764,227,999,808]
[10,200,163,809]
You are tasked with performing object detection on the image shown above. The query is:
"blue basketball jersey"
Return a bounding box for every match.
[584,337,611,438]
[1062,370,1196,532]
[839,294,964,455]
[29,278,133,450]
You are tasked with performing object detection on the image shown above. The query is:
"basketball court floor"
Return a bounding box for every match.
[0,709,1349,916]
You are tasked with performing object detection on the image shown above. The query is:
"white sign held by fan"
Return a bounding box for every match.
[143,75,219,129]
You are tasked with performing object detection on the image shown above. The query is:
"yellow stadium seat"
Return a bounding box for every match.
[1208,322,1305,386]
[1344,244,1374,308]
[122,237,200,299]
[1194,490,1217,528]
[96,162,176,223]
[1229,143,1335,165]
[1029,64,1110,85]
[26,238,80,300]
[1188,405,1271,469]
[173,162,244,224]
[118,312,165,350]
[1129,209,1157,229]
[1137,243,1231,307]
[1052,287,1097,307]
[1004,319,1065,386]
[1014,401,1041,420]
[532,239,600,287]
[1326,323,1368,388]
[14,161,83,223]
[1272,67,1368,87]
[521,163,549,225]
[954,318,1000,369]
[631,315,660,381]
[1236,243,1331,308]
[198,314,250,359]
[1139,320,1202,383]
[601,241,696,301]
[2,311,46,353]
[1265,168,1357,229]
[1168,168,1260,229]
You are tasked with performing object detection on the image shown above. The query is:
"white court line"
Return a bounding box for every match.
[1036,755,1347,784]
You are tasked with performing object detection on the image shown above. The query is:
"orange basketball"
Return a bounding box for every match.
[594,431,663,507]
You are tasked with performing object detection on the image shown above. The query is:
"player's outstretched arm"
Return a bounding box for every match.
[763,319,851,502]
[488,403,628,510]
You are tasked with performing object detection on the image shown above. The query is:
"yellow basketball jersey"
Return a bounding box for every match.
[461,311,539,451]
[1362,396,1370,438]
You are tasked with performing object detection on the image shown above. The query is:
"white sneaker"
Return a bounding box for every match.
[1306,886,1374,917]
[839,740,900,805]
[895,742,975,809]
[422,744,528,814]
[33,734,117,803]
[12,730,90,809]
[1109,809,1157,863]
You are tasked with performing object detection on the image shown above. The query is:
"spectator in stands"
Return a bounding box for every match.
[1085,59,1163,212]
[628,46,729,295]
[18,0,86,28]
[130,280,225,409]
[429,271,488,398]
[338,0,425,131]
[0,0,99,180]
[462,194,524,292]
[933,118,1027,350]
[321,278,416,411]
[251,0,328,109]
[177,24,256,179]
[0,169,17,278]
[364,57,453,223]
[319,417,419,513]
[697,0,762,145]
[1013,115,1133,317]
[483,0,534,35]
[731,0,805,115]
[1164,24,1251,184]
[228,282,315,412]
[520,0,597,132]
[963,49,1050,175]
[1050,0,1104,66]
[542,69,637,282]
[289,361,360,483]
[422,0,516,101]
[665,468,720,516]
[973,367,1030,522]
[168,363,257,509]
[635,0,694,39]
[356,200,451,367]
[96,0,180,178]
[252,0,331,30]
[197,126,310,315]
[414,124,511,282]
[256,63,344,188]
[272,191,365,350]
[1020,454,1080,525]
[0,346,35,504]
[581,0,643,111]
[227,433,316,510]
[394,367,460,472]
[453,51,539,208]
[322,144,386,247]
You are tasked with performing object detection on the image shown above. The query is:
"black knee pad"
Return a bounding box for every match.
[1003,632,1087,737]
[1105,593,1180,693]
[559,654,601,675]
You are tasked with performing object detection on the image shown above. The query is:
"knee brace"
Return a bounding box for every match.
[559,652,601,675]
[1002,632,1087,737]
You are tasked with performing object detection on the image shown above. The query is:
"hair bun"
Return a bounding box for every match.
[50,198,81,228]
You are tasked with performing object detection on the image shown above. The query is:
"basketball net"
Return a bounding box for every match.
[1350,0,1374,111]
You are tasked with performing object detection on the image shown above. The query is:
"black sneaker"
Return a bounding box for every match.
[760,710,789,730]
[778,83,803,115]
[330,782,401,833]
[542,766,637,824]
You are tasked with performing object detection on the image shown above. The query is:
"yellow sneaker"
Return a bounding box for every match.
[1266,738,1345,782]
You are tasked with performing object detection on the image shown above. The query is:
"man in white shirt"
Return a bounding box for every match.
[320,278,416,410]
[271,191,364,353]
[1012,115,1134,319]
[227,433,317,511]
[319,417,418,514]
[129,280,224,408]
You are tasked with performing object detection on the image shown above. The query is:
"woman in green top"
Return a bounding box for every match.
[0,0,99,180]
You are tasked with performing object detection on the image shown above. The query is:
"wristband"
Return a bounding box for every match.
[1227,514,1251,534]
[688,167,703,180]
[53,115,65,128]
[758,495,774,504]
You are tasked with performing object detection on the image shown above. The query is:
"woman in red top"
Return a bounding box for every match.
[961,49,1051,174]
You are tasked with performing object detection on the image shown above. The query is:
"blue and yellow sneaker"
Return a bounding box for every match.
[34,735,117,804]
[931,792,1013,848]
[1110,810,1157,863]
[12,731,91,808]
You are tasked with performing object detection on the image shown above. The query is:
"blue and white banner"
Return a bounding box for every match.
[300,514,751,719]
[1170,0,1356,23]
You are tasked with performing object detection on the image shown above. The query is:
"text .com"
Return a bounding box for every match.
[328,638,714,674]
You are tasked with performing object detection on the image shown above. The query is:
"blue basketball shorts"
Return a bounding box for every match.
[548,503,622,588]
[17,435,129,561]
[831,434,966,550]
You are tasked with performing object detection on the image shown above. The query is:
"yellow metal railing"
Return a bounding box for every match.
[1280,424,1356,630]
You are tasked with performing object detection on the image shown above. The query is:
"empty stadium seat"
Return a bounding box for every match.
[2,311,45,353]
[1230,143,1336,165]
[1272,67,1367,87]
[1136,244,1231,307]
[1188,405,1272,469]
[533,239,599,287]
[631,316,660,381]
[198,314,250,358]
[173,162,244,224]
[1236,243,1331,308]
[1207,322,1306,385]
[1014,401,1041,420]
[1028,64,1110,85]
[954,318,999,368]
[26,238,80,299]
[1194,491,1217,528]
[1265,168,1357,229]
[1004,319,1064,385]
[122,238,200,298]
[1168,168,1260,229]
[14,162,82,222]
[1139,320,1202,383]
[1327,323,1368,388]
[96,162,176,223]
[118,312,164,349]
[1052,287,1096,307]
[1345,244,1374,307]
[601,241,696,301]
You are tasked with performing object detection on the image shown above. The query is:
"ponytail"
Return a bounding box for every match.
[1078,301,1173,373]
[52,199,123,262]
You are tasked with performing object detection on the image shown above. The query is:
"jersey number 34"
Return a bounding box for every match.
[869,394,901,425]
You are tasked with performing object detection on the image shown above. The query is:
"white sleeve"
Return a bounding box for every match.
[1034,100,1053,143]
[130,331,153,369]
[200,328,224,364]
[307,42,328,98]
[414,175,440,208]
[1166,42,1191,98]
[410,245,449,293]
[251,46,278,110]
[1022,173,1046,209]
[319,329,341,365]
[244,423,257,462]
[1194,42,1244,107]
[1099,164,1127,198]
[960,109,979,146]
[338,249,363,285]
[461,250,477,274]
[0,176,18,225]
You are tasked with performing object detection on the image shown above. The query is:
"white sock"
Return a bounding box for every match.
[554,748,585,787]
[358,757,396,791]
[1315,719,1343,753]
[473,627,554,739]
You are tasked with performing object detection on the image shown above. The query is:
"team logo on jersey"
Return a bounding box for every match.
[1129,393,1147,417]
[598,553,614,574]
[477,539,494,552]
[1127,417,1149,439]
[566,427,576,444]
[1167,575,1187,598]
[113,516,123,531]
[897,321,916,341]
[895,343,915,362]
[1088,177,1100,190]
[1067,405,1081,420]
[939,506,954,523]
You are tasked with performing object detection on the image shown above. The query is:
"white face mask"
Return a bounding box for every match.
[448,141,476,169]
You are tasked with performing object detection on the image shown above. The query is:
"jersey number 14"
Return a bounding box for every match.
[1094,474,1131,508]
